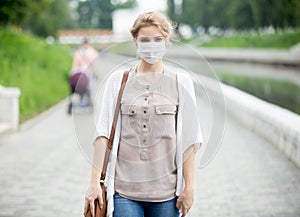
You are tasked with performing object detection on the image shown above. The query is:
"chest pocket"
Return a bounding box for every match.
[121,104,137,115]
[155,105,177,115]
[120,104,138,140]
[153,104,177,139]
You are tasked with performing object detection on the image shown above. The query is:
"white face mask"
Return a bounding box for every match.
[137,41,166,64]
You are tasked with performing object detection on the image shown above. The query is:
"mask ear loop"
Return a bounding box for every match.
[134,38,141,60]
[164,36,171,47]
[133,38,138,48]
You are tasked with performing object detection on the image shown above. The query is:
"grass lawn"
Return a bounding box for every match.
[0,29,72,122]
[199,29,300,49]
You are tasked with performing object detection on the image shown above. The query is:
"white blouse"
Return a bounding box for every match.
[95,67,204,217]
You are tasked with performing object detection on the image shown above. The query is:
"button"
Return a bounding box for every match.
[144,98,148,101]
[140,150,148,160]
[143,124,147,128]
[140,153,148,160]
[143,110,147,114]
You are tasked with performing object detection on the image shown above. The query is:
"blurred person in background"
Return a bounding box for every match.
[71,38,98,74]
[70,38,98,107]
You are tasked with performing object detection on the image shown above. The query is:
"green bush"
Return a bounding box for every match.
[219,73,300,114]
[0,29,72,122]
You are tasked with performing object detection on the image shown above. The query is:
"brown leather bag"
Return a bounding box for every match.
[85,71,129,217]
[84,182,106,217]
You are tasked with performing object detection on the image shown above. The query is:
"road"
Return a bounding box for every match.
[0,53,299,217]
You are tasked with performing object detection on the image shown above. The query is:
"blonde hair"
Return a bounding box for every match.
[130,11,172,39]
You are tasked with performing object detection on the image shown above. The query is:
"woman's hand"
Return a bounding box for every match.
[176,187,194,217]
[84,183,103,217]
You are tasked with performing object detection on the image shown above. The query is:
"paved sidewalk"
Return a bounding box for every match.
[120,44,300,84]
[0,94,300,216]
[121,42,300,66]
[0,100,90,216]
[0,53,299,216]
[191,102,300,217]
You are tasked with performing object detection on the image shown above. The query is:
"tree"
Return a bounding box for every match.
[179,0,202,28]
[0,0,51,27]
[167,0,176,22]
[77,0,136,29]
[0,0,74,37]
[25,0,75,37]
[171,0,300,32]
[227,0,254,29]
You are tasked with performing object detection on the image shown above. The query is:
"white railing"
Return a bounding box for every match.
[0,85,21,133]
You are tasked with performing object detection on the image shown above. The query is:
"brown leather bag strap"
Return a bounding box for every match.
[100,70,129,181]
[107,71,129,150]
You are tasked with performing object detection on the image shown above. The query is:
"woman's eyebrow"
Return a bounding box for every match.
[138,35,164,38]
[136,36,165,41]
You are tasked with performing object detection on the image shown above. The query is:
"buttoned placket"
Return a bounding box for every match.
[140,88,151,161]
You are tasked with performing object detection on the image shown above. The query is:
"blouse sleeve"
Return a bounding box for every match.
[94,72,120,142]
[178,73,203,153]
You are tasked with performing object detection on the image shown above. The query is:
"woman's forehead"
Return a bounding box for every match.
[138,26,163,37]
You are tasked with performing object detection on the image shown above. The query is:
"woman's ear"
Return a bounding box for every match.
[165,39,171,46]
[165,36,171,46]
[133,38,138,47]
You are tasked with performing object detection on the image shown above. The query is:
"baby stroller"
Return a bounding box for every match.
[68,72,92,114]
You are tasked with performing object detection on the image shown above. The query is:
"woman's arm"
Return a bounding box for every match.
[176,145,196,217]
[84,136,108,216]
[183,145,196,189]
[90,137,108,184]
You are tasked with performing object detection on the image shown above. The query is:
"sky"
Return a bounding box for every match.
[112,0,167,35]
[136,0,167,11]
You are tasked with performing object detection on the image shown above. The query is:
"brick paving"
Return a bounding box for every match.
[0,102,90,217]
[191,103,300,217]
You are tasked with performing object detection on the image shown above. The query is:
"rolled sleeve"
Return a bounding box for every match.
[178,74,203,153]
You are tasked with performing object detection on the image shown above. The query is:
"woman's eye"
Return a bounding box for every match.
[155,37,163,42]
[139,38,150,42]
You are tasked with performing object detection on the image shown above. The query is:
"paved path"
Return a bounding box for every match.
[167,45,300,66]
[118,44,300,85]
[0,53,300,217]
[191,103,300,217]
[167,45,300,86]
[0,101,90,216]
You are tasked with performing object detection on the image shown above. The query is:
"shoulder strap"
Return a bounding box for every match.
[101,70,129,181]
[107,70,129,149]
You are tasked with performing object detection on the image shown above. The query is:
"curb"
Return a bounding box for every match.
[19,98,69,131]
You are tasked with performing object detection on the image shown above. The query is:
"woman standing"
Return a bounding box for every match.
[84,11,203,217]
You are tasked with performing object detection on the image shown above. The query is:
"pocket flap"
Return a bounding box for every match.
[155,105,177,115]
[121,104,136,115]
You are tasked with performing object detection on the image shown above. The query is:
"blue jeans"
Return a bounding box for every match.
[113,193,180,217]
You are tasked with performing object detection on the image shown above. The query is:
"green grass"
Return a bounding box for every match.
[218,73,300,114]
[0,29,72,122]
[199,29,300,49]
